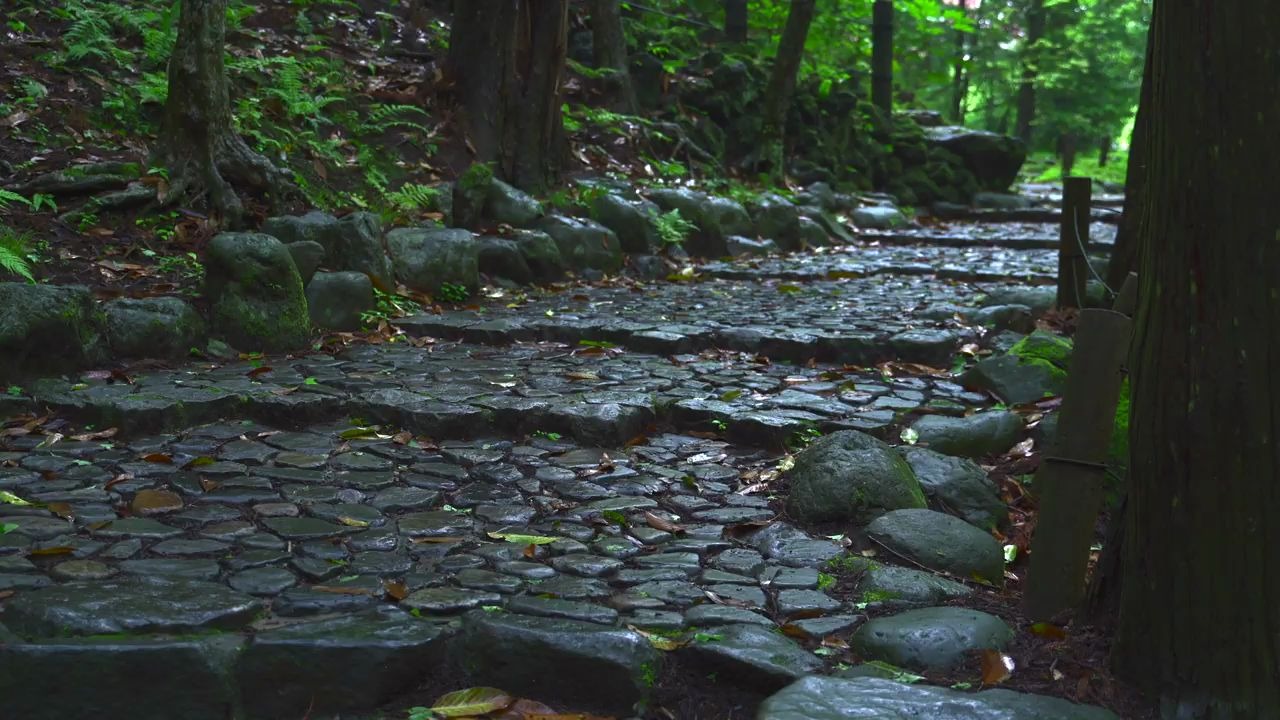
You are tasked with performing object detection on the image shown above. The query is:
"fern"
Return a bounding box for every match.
[386,183,441,213]
[0,189,30,211]
[0,228,35,283]
[363,104,431,134]
[653,209,697,246]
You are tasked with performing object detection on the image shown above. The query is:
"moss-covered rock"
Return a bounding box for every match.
[536,215,624,273]
[786,430,927,524]
[385,228,480,294]
[203,233,311,353]
[590,193,659,253]
[0,283,107,379]
[103,297,205,360]
[453,163,495,229]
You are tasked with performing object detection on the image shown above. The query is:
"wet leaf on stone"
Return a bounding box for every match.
[246,366,274,378]
[383,579,409,601]
[141,453,173,464]
[28,546,74,556]
[427,686,514,717]
[719,389,742,402]
[899,427,920,445]
[979,649,1014,685]
[1030,622,1068,640]
[721,519,770,542]
[338,516,371,528]
[777,284,802,294]
[564,370,600,381]
[340,426,381,440]
[391,431,414,445]
[643,511,683,534]
[0,491,32,506]
[70,427,117,442]
[601,510,629,527]
[623,434,648,448]
[410,536,467,544]
[627,625,686,651]
[487,532,559,545]
[312,585,376,596]
[45,502,74,519]
[199,477,222,492]
[776,455,795,473]
[0,590,14,600]
[184,456,216,469]
[865,660,924,684]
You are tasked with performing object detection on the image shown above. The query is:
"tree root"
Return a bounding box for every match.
[155,131,296,230]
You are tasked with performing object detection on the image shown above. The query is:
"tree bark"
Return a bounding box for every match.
[1014,0,1045,145]
[1104,24,1153,291]
[758,0,817,177]
[724,0,748,43]
[1113,2,1280,716]
[589,0,637,113]
[1097,136,1111,167]
[156,0,289,228]
[870,0,894,117]
[950,0,968,123]
[447,0,568,193]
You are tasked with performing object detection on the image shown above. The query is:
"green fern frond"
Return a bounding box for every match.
[0,189,30,211]
[0,234,34,283]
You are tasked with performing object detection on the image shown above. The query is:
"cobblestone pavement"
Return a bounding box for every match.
[0,219,1121,720]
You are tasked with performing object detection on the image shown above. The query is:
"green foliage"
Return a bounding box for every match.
[652,209,696,247]
[438,282,469,303]
[0,224,38,283]
[360,289,420,327]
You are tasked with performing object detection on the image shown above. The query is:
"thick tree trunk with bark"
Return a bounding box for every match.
[156,0,289,228]
[724,0,748,43]
[1114,2,1280,717]
[758,0,816,176]
[870,0,894,116]
[1104,26,1153,292]
[1014,0,1045,145]
[590,0,637,113]
[447,0,568,193]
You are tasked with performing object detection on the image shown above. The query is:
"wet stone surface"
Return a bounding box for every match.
[0,217,1125,719]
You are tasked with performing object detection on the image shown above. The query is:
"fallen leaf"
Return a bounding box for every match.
[246,366,273,379]
[184,456,216,469]
[45,502,74,519]
[311,585,376,596]
[1030,622,1068,640]
[487,531,558,545]
[643,511,684,534]
[979,649,1014,685]
[28,546,74,556]
[70,427,118,442]
[410,536,466,544]
[627,625,685,651]
[338,516,371,528]
[427,686,514,717]
[141,453,173,464]
[131,489,184,515]
[383,579,409,601]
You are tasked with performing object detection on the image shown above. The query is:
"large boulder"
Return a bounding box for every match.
[865,508,1004,584]
[261,212,393,290]
[924,126,1027,192]
[759,676,1120,720]
[646,188,734,257]
[477,237,533,284]
[748,193,802,250]
[899,446,1006,530]
[591,193,659,253]
[203,233,310,353]
[535,215,623,273]
[851,205,908,230]
[785,430,927,524]
[386,228,480,295]
[305,271,374,332]
[510,229,566,281]
[909,410,1024,458]
[0,283,106,377]
[852,607,1014,671]
[103,297,205,360]
[485,179,543,227]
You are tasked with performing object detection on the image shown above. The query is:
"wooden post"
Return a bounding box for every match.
[1023,307,1132,621]
[1057,176,1092,308]
[871,0,894,116]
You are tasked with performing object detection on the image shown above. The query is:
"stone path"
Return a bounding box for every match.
[0,215,1120,719]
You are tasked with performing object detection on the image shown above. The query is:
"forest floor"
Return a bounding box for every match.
[0,2,1155,719]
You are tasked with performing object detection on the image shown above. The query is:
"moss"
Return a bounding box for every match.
[458,162,495,193]
[1008,330,1073,371]
[1109,377,1130,468]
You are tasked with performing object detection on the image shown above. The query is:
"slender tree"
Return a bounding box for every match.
[447,1,569,193]
[589,0,637,113]
[1104,21,1153,291]
[949,0,969,123]
[758,0,817,176]
[724,0,748,43]
[1114,1,1280,716]
[1014,0,1045,144]
[155,0,290,228]
[870,0,894,116]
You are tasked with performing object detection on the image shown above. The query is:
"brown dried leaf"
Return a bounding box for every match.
[980,649,1014,685]
[383,579,409,601]
[131,489,184,515]
[643,511,684,534]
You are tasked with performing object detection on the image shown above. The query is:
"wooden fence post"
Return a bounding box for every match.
[1057,176,1092,309]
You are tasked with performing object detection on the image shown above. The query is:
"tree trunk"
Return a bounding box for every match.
[1113,2,1280,717]
[447,0,568,193]
[1014,0,1045,145]
[870,0,894,117]
[1104,24,1153,292]
[156,0,289,228]
[1058,132,1078,178]
[1097,136,1111,167]
[758,0,817,177]
[950,0,968,123]
[724,0,748,43]
[590,0,637,113]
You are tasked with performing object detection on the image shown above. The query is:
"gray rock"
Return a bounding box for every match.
[485,179,543,227]
[866,509,1004,584]
[0,283,106,377]
[536,215,623,273]
[286,240,326,285]
[701,196,752,237]
[982,286,1057,313]
[851,205,908,229]
[725,236,779,256]
[2,577,263,638]
[386,228,480,294]
[973,192,1035,210]
[759,676,1119,720]
[305,271,374,332]
[924,126,1028,192]
[204,233,310,352]
[786,430,927,524]
[966,304,1034,333]
[796,216,830,248]
[852,606,1013,671]
[0,634,244,720]
[855,563,972,606]
[458,610,662,716]
[681,623,822,691]
[260,211,336,248]
[962,356,1065,406]
[647,187,728,257]
[103,297,205,359]
[329,213,394,290]
[237,607,448,719]
[510,229,566,280]
[748,193,802,250]
[910,411,1023,458]
[899,446,1006,530]
[477,237,533,284]
[591,193,659,252]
